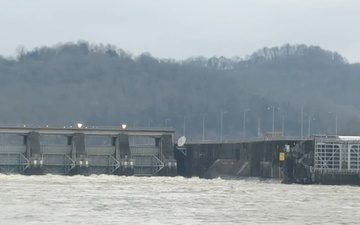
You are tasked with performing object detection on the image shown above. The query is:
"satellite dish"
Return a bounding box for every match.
[177,136,186,147]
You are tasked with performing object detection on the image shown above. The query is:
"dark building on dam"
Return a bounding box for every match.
[1,125,360,185]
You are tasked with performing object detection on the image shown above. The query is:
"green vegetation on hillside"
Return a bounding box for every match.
[1,41,360,139]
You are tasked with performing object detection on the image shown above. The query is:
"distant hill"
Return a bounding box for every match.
[1,41,359,139]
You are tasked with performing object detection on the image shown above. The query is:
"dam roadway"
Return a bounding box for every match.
[186,136,311,144]
[0,126,174,137]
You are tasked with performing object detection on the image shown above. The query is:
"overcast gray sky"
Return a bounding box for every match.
[1,0,360,62]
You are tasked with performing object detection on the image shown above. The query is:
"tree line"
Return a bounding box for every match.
[0,41,359,140]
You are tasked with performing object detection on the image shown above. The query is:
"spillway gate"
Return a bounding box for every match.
[0,126,177,176]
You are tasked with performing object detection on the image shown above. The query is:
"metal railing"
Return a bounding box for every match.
[0,126,175,136]
[0,125,174,131]
[186,136,313,144]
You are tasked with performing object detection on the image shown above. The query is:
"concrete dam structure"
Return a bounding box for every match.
[176,136,360,185]
[2,124,360,185]
[176,137,310,179]
[0,126,176,176]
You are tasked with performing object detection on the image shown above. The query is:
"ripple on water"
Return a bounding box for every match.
[1,175,360,225]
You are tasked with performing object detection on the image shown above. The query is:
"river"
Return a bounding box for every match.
[0,175,359,224]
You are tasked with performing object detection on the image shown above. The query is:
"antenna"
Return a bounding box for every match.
[177,136,186,147]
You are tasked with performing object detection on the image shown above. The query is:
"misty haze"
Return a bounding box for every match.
[1,42,360,140]
[0,1,360,140]
[1,1,360,225]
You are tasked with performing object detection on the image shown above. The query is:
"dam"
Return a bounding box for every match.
[0,126,176,176]
[1,125,360,185]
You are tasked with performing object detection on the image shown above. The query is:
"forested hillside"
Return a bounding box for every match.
[1,41,359,139]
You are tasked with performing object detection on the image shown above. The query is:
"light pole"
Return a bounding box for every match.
[268,106,279,136]
[148,120,151,144]
[301,105,304,138]
[257,118,261,137]
[336,113,338,137]
[243,109,250,139]
[201,114,207,140]
[281,115,286,137]
[308,116,315,137]
[165,118,170,127]
[220,111,228,141]
[328,111,338,136]
[183,116,188,137]
[132,121,137,145]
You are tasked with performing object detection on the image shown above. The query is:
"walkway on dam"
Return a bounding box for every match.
[186,136,313,144]
[0,126,174,137]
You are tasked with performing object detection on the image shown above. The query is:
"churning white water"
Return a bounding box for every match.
[0,175,360,225]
